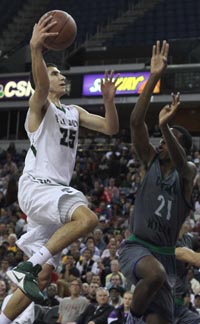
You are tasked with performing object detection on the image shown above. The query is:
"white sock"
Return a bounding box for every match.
[28,246,52,266]
[0,313,12,324]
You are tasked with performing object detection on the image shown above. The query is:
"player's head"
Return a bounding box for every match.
[171,125,192,155]
[158,125,192,160]
[30,63,57,90]
[30,63,71,96]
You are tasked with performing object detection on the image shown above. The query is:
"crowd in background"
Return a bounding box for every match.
[0,131,200,323]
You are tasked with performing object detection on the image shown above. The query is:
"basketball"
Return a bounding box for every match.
[42,10,77,51]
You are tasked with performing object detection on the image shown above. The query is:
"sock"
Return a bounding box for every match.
[28,246,52,266]
[0,313,12,324]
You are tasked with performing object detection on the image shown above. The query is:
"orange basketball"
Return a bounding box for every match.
[42,10,77,51]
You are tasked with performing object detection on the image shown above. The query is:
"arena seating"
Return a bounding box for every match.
[104,0,200,47]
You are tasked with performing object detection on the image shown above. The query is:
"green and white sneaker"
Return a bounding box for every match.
[7,261,45,302]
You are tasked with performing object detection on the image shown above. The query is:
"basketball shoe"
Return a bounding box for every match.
[7,261,44,302]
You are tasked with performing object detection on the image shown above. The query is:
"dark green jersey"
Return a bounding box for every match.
[130,157,191,246]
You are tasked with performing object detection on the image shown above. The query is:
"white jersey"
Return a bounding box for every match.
[23,102,79,186]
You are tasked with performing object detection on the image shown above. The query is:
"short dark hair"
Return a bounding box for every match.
[172,125,192,155]
[29,63,58,90]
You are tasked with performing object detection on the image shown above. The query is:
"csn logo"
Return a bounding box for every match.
[0,80,34,99]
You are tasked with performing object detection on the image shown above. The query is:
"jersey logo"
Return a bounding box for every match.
[13,272,24,283]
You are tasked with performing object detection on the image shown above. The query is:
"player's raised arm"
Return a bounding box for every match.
[77,70,122,135]
[28,15,58,132]
[130,40,169,168]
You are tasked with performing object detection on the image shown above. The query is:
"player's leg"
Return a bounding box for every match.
[7,203,98,301]
[6,186,98,301]
[0,263,53,323]
[131,255,167,316]
[45,205,98,254]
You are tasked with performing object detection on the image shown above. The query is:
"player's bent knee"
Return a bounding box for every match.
[148,267,166,288]
[83,210,98,231]
[72,206,98,231]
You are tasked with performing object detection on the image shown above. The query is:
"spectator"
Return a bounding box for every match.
[105,178,120,203]
[76,248,100,282]
[187,267,200,295]
[108,290,133,324]
[95,202,111,223]
[184,292,199,314]
[108,285,124,308]
[101,243,118,279]
[194,295,200,314]
[41,283,60,307]
[81,236,101,259]
[109,273,124,288]
[7,234,17,254]
[85,271,94,285]
[93,228,107,252]
[68,241,81,260]
[57,279,89,324]
[105,260,126,288]
[87,282,99,304]
[57,279,70,299]
[61,253,80,283]
[0,279,8,310]
[0,259,10,282]
[0,225,7,246]
[91,274,102,287]
[82,282,90,298]
[90,180,104,207]
[14,249,24,265]
[70,287,114,324]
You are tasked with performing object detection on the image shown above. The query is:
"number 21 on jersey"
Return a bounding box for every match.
[155,195,172,221]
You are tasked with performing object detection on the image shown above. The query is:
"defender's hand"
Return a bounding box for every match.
[151,40,169,76]
[159,92,180,127]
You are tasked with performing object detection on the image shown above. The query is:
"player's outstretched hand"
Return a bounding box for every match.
[30,14,58,50]
[159,92,181,127]
[101,70,122,101]
[151,40,169,76]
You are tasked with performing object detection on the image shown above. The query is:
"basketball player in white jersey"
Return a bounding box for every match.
[0,14,122,323]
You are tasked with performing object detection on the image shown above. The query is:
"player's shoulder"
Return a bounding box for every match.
[72,104,87,112]
[184,160,197,182]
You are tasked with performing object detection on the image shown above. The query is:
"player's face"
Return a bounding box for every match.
[157,138,168,160]
[157,129,183,160]
[48,66,66,96]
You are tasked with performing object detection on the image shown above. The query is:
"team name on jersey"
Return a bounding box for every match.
[55,114,78,128]
[156,177,177,196]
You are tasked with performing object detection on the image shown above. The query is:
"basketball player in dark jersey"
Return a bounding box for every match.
[175,222,200,324]
[119,40,196,324]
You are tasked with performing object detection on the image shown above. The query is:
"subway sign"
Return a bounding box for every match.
[0,77,34,100]
[82,72,160,96]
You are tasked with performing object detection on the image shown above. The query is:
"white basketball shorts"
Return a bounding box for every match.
[17,173,88,268]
